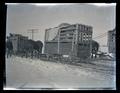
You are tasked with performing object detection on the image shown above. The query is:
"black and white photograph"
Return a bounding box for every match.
[4,3,116,90]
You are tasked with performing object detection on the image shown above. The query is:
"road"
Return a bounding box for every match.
[5,56,116,90]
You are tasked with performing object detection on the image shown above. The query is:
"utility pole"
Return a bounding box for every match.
[58,28,60,54]
[90,33,92,58]
[72,33,75,52]
[44,29,48,53]
[27,29,39,40]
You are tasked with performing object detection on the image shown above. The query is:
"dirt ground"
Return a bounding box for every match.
[4,56,116,90]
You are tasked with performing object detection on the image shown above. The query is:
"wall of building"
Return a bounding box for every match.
[59,42,72,55]
[44,23,93,58]
[108,29,116,54]
[44,42,72,55]
[8,34,28,53]
[44,42,91,58]
[77,43,90,58]
[10,37,18,52]
[44,42,58,54]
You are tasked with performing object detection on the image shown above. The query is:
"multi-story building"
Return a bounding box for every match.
[44,23,93,58]
[108,28,116,54]
[8,33,28,53]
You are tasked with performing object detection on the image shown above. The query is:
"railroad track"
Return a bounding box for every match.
[41,58,115,76]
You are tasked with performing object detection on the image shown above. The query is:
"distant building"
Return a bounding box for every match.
[7,33,28,53]
[108,28,116,54]
[44,23,93,58]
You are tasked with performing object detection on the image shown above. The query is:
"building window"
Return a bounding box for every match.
[79,25,81,29]
[83,33,85,37]
[81,26,83,30]
[60,30,66,33]
[86,34,89,37]
[83,26,85,30]
[86,38,88,41]
[87,27,89,31]
[68,37,73,39]
[89,35,91,38]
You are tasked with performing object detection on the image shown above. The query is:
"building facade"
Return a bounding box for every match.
[108,28,116,54]
[8,34,28,53]
[44,23,93,58]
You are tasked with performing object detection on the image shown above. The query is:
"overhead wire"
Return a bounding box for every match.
[92,32,107,39]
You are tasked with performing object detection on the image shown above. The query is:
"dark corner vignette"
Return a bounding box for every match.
[0,4,7,90]
[116,3,120,91]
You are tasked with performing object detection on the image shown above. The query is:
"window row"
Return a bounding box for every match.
[78,25,92,31]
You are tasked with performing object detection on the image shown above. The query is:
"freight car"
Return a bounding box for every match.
[6,33,43,58]
[41,40,99,62]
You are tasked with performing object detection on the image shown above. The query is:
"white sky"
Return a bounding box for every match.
[6,3,116,48]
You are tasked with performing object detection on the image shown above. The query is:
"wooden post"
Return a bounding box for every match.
[27,29,38,40]
[89,31,92,58]
[44,29,47,53]
[75,24,79,57]
[58,29,60,54]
